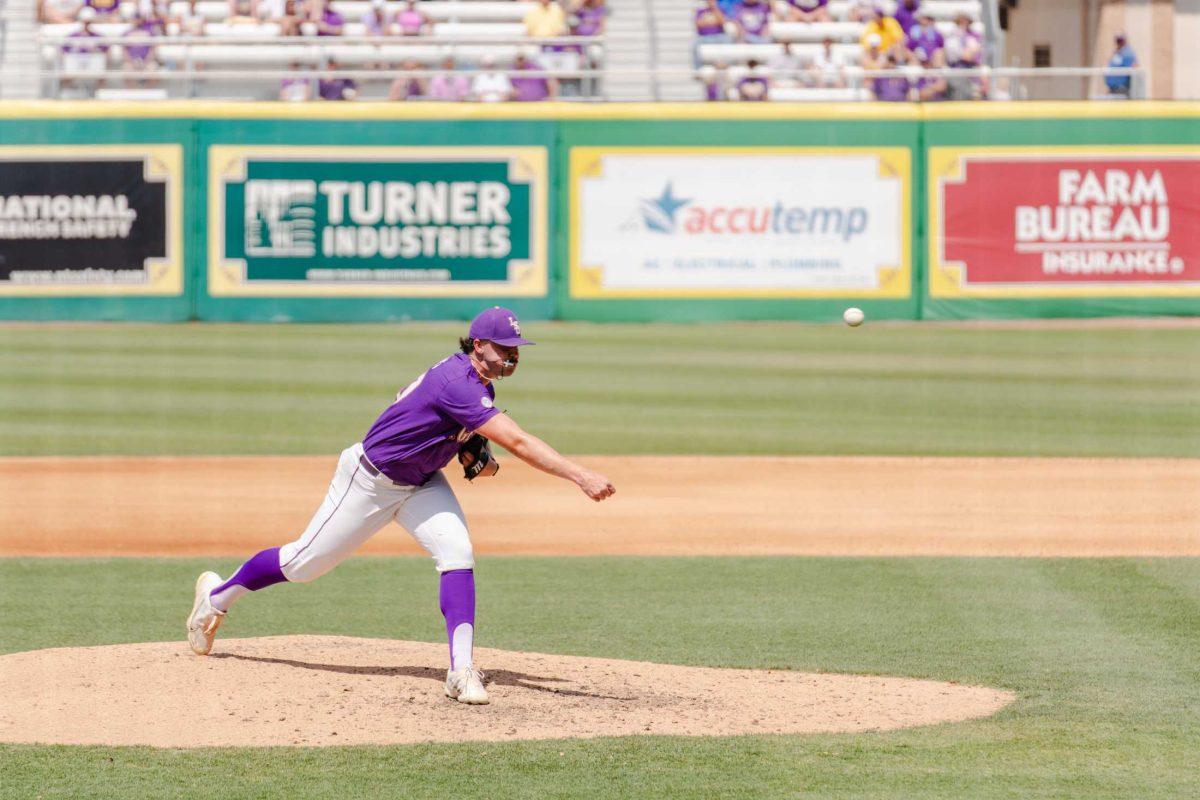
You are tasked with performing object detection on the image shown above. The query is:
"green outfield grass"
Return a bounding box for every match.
[0,322,1198,458]
[1,556,1198,799]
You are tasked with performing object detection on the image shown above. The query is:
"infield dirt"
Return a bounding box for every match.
[0,455,1196,557]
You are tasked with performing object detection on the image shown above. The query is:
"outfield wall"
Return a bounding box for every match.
[0,101,1196,322]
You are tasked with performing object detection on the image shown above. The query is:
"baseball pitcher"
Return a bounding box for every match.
[186,307,616,704]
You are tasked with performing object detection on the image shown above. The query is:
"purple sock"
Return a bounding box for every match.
[439,569,475,671]
[209,547,287,612]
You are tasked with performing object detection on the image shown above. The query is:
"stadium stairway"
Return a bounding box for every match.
[651,0,704,100]
[2,1,39,98]
[604,0,656,100]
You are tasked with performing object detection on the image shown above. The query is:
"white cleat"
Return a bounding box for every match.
[445,667,490,705]
[186,571,226,656]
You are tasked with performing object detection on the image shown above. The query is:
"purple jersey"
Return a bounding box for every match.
[907,23,945,61]
[894,0,920,33]
[732,2,769,36]
[695,7,724,35]
[363,353,500,486]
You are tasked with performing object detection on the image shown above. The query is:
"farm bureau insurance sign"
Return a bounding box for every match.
[930,147,1200,297]
[569,148,911,298]
[0,145,183,296]
[209,146,547,297]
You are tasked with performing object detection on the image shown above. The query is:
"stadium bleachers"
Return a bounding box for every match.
[36,0,608,100]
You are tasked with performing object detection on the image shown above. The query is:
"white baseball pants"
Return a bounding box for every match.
[278,442,475,582]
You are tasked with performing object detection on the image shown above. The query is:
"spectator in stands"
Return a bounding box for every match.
[122,5,163,80]
[1104,33,1137,97]
[945,13,982,67]
[471,55,515,102]
[735,59,769,101]
[912,51,947,101]
[319,61,357,99]
[906,10,944,65]
[698,63,726,101]
[845,0,873,23]
[61,7,109,94]
[731,0,770,44]
[693,0,729,66]
[269,0,303,35]
[40,0,82,24]
[893,0,919,35]
[782,0,831,25]
[944,14,985,99]
[428,56,471,101]
[571,0,608,41]
[860,32,884,70]
[86,0,121,21]
[870,44,911,101]
[525,0,567,38]
[279,64,312,100]
[389,59,427,100]
[511,51,559,101]
[227,0,257,22]
[861,8,903,54]
[395,0,431,36]
[361,0,392,35]
[694,0,727,42]
[309,0,345,36]
[767,42,802,87]
[807,35,844,87]
[171,0,207,36]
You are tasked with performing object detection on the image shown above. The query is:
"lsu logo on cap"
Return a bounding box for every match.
[507,317,521,336]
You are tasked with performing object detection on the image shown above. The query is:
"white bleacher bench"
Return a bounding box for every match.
[771,21,864,43]
[768,86,873,101]
[431,22,527,38]
[163,1,536,23]
[698,43,781,63]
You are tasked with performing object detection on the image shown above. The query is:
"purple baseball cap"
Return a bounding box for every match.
[468,306,535,347]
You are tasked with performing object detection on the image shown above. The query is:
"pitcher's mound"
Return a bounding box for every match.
[0,635,1013,747]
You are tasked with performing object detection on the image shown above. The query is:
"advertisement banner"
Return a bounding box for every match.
[0,145,183,296]
[569,147,911,298]
[929,146,1200,297]
[208,146,548,297]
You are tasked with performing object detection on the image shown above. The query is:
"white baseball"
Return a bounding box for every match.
[843,307,865,327]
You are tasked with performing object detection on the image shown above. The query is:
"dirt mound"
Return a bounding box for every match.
[0,636,1014,748]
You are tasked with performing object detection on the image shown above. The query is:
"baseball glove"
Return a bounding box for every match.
[458,433,498,481]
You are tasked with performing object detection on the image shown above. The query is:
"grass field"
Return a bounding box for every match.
[2,557,1198,799]
[1,322,1198,457]
[1,322,1198,798]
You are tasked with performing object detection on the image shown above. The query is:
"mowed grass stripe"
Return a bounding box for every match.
[0,556,1197,799]
[1,323,1198,457]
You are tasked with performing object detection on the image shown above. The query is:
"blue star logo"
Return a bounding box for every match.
[640,183,691,233]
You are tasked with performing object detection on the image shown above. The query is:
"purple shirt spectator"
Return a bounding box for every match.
[732,0,769,38]
[695,6,724,35]
[573,4,607,35]
[317,7,344,35]
[429,73,470,101]
[511,60,552,101]
[788,0,828,11]
[362,352,499,486]
[736,74,768,101]
[86,0,120,15]
[396,8,424,34]
[907,19,945,61]
[318,76,356,100]
[64,28,107,53]
[124,20,161,64]
[893,0,920,34]
[873,75,909,101]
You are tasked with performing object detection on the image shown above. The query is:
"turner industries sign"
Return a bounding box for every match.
[930,147,1200,297]
[208,146,548,298]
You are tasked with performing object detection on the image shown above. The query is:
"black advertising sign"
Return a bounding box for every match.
[0,146,182,295]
